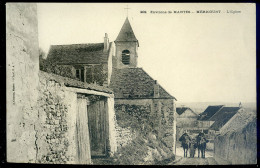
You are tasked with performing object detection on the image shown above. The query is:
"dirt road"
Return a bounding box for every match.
[171,157,218,165]
[170,143,230,165]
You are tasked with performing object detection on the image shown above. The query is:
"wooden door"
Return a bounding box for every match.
[87,98,107,157]
[76,97,92,164]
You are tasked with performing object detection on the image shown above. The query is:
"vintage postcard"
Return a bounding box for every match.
[6,3,256,165]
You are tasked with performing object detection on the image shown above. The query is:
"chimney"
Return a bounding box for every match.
[154,80,160,98]
[104,33,109,52]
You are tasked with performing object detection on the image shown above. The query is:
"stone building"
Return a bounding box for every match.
[197,105,224,131]
[176,107,197,127]
[46,17,177,154]
[214,109,256,164]
[175,107,197,139]
[208,107,241,135]
[6,3,117,164]
[197,105,242,139]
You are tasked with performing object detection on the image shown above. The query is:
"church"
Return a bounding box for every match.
[46,17,177,154]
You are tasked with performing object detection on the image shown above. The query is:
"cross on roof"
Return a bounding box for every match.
[124,5,130,17]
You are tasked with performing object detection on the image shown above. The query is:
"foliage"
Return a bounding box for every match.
[91,65,107,86]
[39,54,78,80]
[115,104,157,134]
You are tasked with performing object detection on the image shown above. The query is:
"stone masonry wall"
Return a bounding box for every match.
[115,123,136,149]
[6,3,39,163]
[114,99,175,153]
[111,98,176,164]
[36,71,78,164]
[214,119,257,164]
[152,99,175,152]
[114,99,151,149]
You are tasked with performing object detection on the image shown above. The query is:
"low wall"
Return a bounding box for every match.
[214,119,257,164]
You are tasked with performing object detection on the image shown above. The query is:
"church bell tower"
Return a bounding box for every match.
[114,17,139,69]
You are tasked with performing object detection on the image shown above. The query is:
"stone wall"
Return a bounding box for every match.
[6,3,39,163]
[36,71,78,164]
[114,100,150,149]
[115,123,136,148]
[111,98,176,165]
[214,119,257,164]
[114,99,175,153]
[40,59,108,86]
[152,99,175,152]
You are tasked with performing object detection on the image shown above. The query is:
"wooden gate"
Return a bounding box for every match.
[87,97,108,157]
[76,97,91,164]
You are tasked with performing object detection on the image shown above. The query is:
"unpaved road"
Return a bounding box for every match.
[171,157,219,165]
[170,142,225,165]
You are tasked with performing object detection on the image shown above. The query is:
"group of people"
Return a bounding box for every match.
[179,130,209,158]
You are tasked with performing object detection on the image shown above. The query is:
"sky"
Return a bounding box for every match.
[37,3,256,103]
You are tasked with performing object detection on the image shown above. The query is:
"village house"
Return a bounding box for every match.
[175,107,197,139]
[208,107,241,135]
[45,17,177,154]
[197,105,224,131]
[197,105,243,139]
[214,108,256,164]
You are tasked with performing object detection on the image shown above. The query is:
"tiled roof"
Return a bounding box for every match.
[220,109,256,134]
[197,105,224,121]
[209,107,240,131]
[46,43,111,64]
[210,107,240,121]
[115,17,138,43]
[176,107,195,115]
[110,68,175,99]
[39,71,113,94]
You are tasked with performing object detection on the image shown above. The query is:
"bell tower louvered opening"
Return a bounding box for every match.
[122,50,130,65]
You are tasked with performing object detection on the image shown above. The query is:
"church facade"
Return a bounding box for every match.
[46,17,177,154]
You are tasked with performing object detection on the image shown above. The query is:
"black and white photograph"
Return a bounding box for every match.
[6,3,256,165]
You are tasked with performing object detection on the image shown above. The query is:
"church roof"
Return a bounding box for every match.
[176,107,196,115]
[110,68,175,99]
[46,43,111,64]
[197,105,224,121]
[209,107,240,131]
[115,17,138,43]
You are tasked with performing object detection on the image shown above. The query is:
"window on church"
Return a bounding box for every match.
[76,69,80,79]
[76,69,84,82]
[122,50,130,65]
[86,67,93,84]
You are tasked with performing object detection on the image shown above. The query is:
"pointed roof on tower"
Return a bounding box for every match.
[115,17,138,43]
